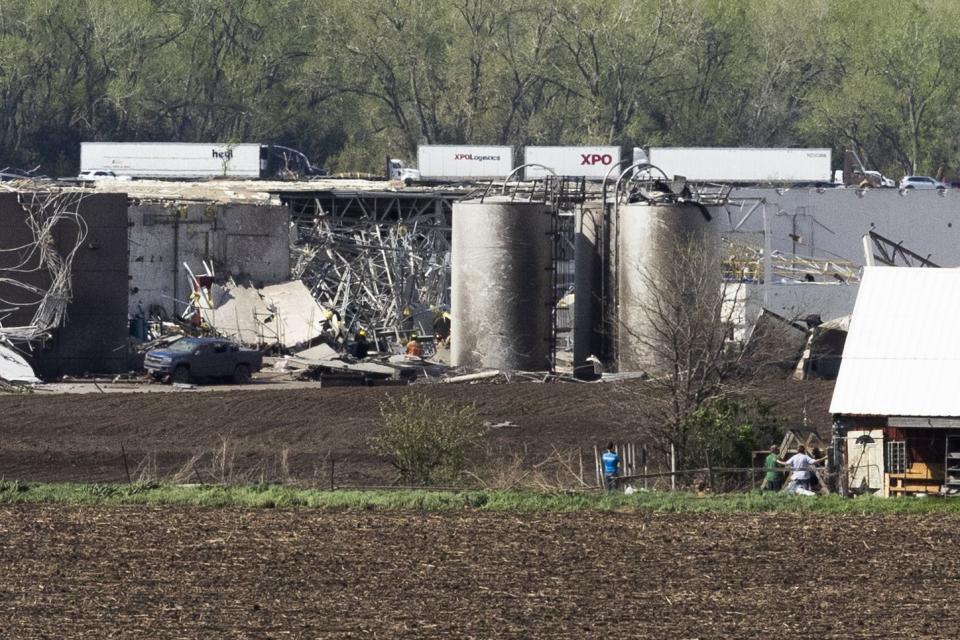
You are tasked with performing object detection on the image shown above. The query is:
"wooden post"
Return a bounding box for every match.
[751,453,756,489]
[706,450,714,492]
[642,444,648,490]
[593,445,601,488]
[120,442,131,484]
[578,447,584,486]
[670,443,676,491]
[329,455,335,491]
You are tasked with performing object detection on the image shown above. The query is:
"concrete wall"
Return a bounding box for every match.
[722,187,960,267]
[0,192,128,377]
[128,202,290,317]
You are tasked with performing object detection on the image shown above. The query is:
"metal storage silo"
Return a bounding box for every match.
[451,198,553,370]
[616,202,718,373]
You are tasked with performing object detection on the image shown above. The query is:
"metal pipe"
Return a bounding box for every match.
[171,213,179,316]
[499,164,556,195]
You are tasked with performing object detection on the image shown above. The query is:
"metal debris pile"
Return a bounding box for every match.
[722,239,861,283]
[290,202,451,346]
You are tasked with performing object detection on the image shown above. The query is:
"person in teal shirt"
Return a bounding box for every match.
[761,445,784,491]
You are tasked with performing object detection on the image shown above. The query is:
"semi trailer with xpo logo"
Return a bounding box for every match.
[413,145,624,182]
[523,146,621,180]
[415,145,514,180]
[79,142,326,180]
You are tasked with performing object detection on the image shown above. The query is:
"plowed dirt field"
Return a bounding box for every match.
[0,380,834,485]
[0,505,955,638]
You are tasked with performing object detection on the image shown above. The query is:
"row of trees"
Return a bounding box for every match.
[3,0,959,177]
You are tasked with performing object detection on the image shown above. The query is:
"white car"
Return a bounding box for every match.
[899,175,947,190]
[77,169,131,181]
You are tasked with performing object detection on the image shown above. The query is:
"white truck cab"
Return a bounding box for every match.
[388,158,421,184]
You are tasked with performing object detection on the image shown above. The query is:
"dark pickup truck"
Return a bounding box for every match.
[144,337,263,384]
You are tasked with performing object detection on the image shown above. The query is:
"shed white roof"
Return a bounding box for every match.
[830,266,960,416]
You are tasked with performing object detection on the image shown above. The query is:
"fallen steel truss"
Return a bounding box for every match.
[286,190,459,345]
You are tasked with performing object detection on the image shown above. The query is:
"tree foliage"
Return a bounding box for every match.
[684,397,783,471]
[3,0,960,177]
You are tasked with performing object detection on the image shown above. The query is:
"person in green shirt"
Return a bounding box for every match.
[761,445,784,491]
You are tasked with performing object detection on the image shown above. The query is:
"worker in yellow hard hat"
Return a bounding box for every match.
[321,308,344,349]
[351,328,370,359]
[433,309,451,346]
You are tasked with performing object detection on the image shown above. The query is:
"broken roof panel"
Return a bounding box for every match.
[201,279,325,349]
[0,344,40,384]
[830,266,960,416]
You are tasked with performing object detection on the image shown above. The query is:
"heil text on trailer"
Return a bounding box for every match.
[80,142,324,180]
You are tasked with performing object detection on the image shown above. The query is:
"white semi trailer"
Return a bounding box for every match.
[523,146,621,180]
[80,142,324,179]
[644,147,833,183]
[416,145,513,180]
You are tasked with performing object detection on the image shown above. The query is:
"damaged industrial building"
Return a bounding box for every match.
[1,144,958,484]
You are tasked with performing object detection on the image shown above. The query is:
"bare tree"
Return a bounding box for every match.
[615,236,800,469]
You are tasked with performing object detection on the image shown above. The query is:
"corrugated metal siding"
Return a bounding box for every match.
[830,266,960,416]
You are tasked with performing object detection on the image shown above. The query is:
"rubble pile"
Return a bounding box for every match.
[291,201,450,345]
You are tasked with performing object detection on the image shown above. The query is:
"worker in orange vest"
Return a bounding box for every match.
[405,333,422,357]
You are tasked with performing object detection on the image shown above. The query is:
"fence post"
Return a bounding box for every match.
[593,445,601,488]
[642,444,648,490]
[670,443,676,491]
[706,450,714,492]
[579,447,584,486]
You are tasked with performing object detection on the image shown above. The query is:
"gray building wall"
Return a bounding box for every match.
[128,202,290,317]
[0,192,128,377]
[721,188,960,266]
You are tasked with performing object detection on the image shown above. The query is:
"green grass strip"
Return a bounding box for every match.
[2,480,960,515]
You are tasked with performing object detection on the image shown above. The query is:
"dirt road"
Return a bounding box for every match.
[0,505,953,638]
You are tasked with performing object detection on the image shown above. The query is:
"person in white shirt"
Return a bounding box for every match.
[779,445,827,492]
